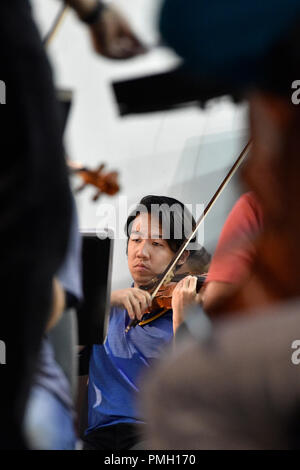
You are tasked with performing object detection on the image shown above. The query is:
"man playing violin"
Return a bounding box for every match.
[82,195,200,450]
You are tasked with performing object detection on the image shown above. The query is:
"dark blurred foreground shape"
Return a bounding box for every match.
[0,0,71,448]
[112,0,300,116]
[142,302,300,449]
[159,0,300,99]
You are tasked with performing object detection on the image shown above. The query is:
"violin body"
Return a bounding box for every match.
[125,274,206,332]
[148,274,206,312]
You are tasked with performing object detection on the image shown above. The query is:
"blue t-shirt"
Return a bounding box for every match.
[86,306,173,433]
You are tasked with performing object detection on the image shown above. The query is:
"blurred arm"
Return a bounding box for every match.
[45,279,66,332]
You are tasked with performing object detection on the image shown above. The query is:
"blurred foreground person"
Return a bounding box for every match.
[23,279,77,450]
[0,0,144,449]
[0,0,71,449]
[23,200,82,450]
[143,302,300,450]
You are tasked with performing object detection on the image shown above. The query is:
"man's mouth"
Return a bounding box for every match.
[134,264,150,271]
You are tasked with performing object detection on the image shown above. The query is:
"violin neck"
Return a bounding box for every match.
[70,166,88,173]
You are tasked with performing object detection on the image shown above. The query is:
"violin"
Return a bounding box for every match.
[68,161,120,201]
[125,273,207,332]
[141,273,206,311]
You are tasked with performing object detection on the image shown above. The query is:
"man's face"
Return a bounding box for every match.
[128,213,175,287]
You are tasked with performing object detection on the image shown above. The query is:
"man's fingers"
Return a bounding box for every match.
[124,298,135,320]
[133,291,152,314]
[173,278,186,296]
[122,289,152,322]
[143,291,152,308]
[184,276,197,290]
[129,295,144,321]
[190,276,198,292]
[134,289,152,307]
[136,296,148,316]
[125,295,143,321]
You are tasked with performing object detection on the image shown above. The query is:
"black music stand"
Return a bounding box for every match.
[76,230,114,345]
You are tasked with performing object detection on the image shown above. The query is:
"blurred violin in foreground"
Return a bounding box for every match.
[68,161,120,201]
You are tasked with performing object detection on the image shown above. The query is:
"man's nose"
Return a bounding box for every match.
[136,240,150,258]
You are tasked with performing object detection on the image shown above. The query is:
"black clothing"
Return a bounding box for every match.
[82,423,146,450]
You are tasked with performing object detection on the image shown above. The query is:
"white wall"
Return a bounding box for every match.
[31,0,249,289]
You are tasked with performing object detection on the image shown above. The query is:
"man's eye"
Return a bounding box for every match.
[152,242,162,247]
[131,238,141,242]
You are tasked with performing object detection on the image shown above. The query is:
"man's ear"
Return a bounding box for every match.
[177,250,189,267]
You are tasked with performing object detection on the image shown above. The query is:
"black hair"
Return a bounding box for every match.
[125,195,196,253]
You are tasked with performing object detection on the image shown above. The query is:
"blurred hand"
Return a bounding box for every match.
[171,276,202,334]
[89,5,147,59]
[111,287,152,320]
